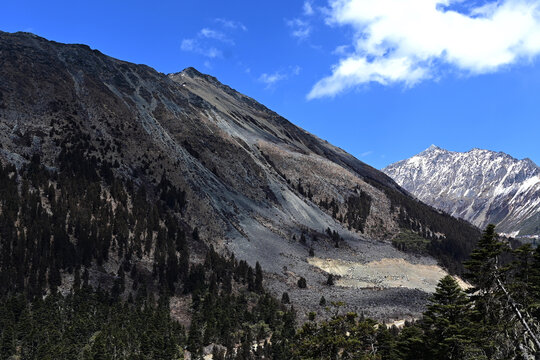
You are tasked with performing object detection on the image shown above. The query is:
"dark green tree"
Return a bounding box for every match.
[463,224,517,358]
[255,261,263,294]
[421,275,481,359]
[281,292,290,304]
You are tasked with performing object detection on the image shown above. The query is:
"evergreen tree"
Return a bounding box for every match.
[463,224,519,358]
[396,324,425,360]
[255,261,263,294]
[326,274,335,286]
[464,224,504,293]
[421,275,481,359]
[281,292,290,304]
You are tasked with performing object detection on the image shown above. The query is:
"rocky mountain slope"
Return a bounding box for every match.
[383,145,540,237]
[0,31,480,320]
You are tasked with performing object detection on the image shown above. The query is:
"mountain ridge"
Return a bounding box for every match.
[383,145,540,237]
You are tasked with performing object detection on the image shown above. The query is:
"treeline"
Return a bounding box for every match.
[290,225,540,359]
[382,185,481,274]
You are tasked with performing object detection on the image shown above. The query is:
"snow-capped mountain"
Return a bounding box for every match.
[383,145,540,237]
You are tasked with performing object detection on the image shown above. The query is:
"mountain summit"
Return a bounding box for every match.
[383,146,540,237]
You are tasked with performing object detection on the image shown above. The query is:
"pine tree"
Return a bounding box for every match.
[281,292,290,304]
[463,224,517,358]
[464,224,504,293]
[396,325,425,360]
[421,275,480,359]
[326,274,334,286]
[0,323,16,359]
[255,262,263,294]
[376,326,400,360]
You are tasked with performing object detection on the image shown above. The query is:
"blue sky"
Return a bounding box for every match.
[3,0,540,169]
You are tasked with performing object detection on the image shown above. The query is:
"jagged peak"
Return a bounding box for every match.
[465,148,538,168]
[467,147,493,153]
[174,66,222,85]
[522,157,540,170]
[419,144,447,155]
[179,66,204,78]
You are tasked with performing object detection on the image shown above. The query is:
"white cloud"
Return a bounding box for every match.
[304,1,315,15]
[181,38,222,58]
[180,19,245,60]
[199,28,234,44]
[308,0,540,99]
[259,72,287,88]
[332,44,350,55]
[287,18,312,39]
[180,39,196,52]
[215,18,248,31]
[259,66,302,88]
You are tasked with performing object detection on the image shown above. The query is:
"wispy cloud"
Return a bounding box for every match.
[287,18,312,40]
[215,18,247,31]
[181,18,246,59]
[332,44,350,56]
[181,38,222,58]
[303,1,315,16]
[259,65,302,88]
[259,72,287,88]
[308,0,540,99]
[200,28,234,44]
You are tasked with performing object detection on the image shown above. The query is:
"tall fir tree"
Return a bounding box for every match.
[421,275,483,359]
[463,224,519,358]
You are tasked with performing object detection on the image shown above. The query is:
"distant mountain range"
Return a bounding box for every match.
[383,145,540,237]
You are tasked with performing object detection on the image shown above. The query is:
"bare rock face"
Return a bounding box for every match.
[384,145,540,237]
[0,31,478,320]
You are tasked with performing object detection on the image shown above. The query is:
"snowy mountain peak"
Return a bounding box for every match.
[421,144,446,154]
[383,147,540,237]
